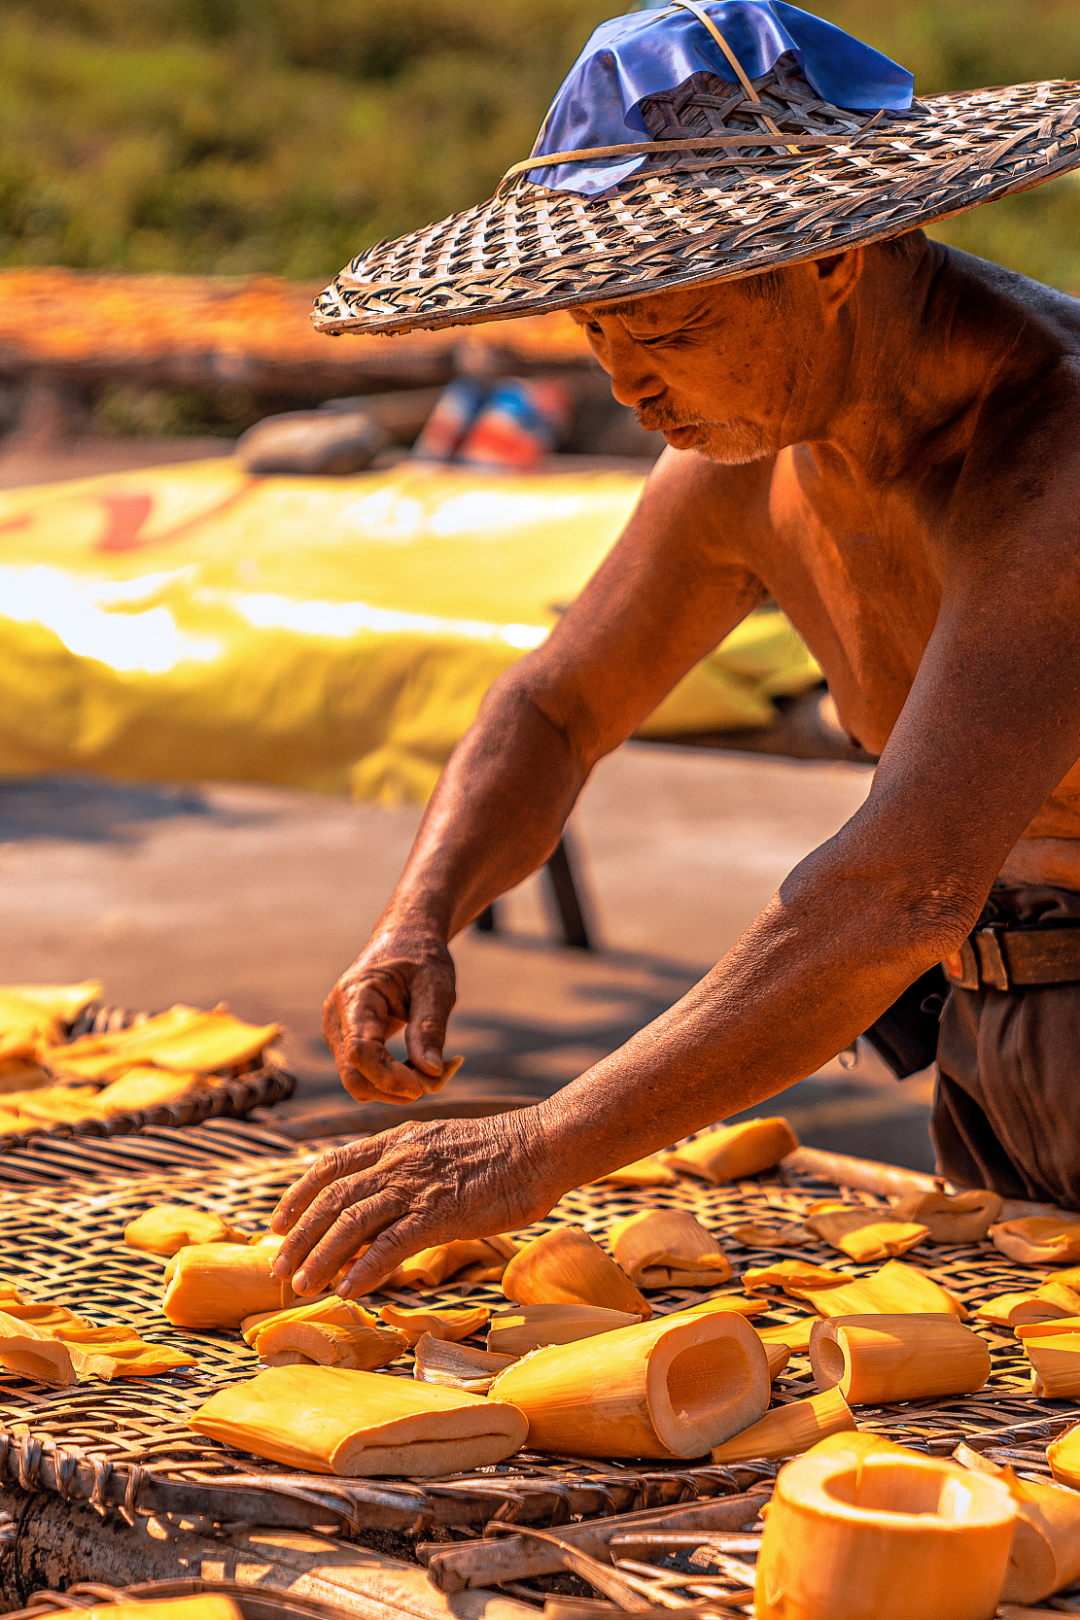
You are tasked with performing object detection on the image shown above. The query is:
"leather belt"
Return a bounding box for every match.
[944,924,1080,991]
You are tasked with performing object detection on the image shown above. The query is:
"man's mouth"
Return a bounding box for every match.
[659,423,704,449]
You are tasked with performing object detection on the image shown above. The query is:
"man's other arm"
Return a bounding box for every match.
[321,448,771,1104]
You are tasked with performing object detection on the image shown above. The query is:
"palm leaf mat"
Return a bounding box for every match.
[0,1146,1076,1559]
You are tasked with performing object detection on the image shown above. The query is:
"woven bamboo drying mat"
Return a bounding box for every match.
[0,1145,1076,1546]
[0,1002,295,1160]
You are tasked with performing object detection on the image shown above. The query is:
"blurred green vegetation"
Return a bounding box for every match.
[1,0,1079,286]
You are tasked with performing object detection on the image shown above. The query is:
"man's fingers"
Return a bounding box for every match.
[270,1141,380,1236]
[404,973,455,1076]
[290,1192,402,1296]
[338,1047,427,1104]
[337,1219,432,1298]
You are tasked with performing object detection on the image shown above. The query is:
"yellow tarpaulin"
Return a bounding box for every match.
[0,458,820,804]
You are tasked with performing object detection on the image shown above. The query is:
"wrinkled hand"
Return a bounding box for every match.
[270,1111,558,1297]
[322,929,456,1104]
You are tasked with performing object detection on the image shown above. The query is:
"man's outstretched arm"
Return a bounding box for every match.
[319,448,770,1104]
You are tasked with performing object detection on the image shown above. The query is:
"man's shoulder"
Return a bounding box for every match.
[940,245,1080,359]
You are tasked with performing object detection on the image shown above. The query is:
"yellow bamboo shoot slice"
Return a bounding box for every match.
[755,1439,1016,1620]
[1037,1279,1080,1314]
[810,1313,990,1405]
[388,1234,518,1289]
[0,1309,195,1383]
[794,1259,968,1320]
[990,1217,1080,1266]
[0,981,102,1023]
[256,1319,407,1370]
[764,1341,791,1377]
[975,1292,1067,1328]
[608,1209,731,1288]
[890,1189,1003,1245]
[955,1445,1080,1605]
[95,1068,210,1115]
[668,1291,769,1320]
[489,1309,769,1459]
[1015,1313,1080,1341]
[710,1387,855,1464]
[125,1205,249,1256]
[44,1004,280,1079]
[486,1302,642,1356]
[757,1318,816,1351]
[667,1117,799,1183]
[803,1205,929,1262]
[743,1260,851,1294]
[163,1243,294,1329]
[242,1294,377,1347]
[1023,1331,1080,1397]
[413,1332,516,1392]
[730,1221,809,1248]
[502,1227,650,1317]
[84,1598,242,1620]
[1048,1418,1080,1490]
[589,1155,677,1188]
[189,1364,529,1476]
[378,1304,490,1348]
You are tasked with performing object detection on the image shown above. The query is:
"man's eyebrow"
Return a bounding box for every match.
[572,298,655,321]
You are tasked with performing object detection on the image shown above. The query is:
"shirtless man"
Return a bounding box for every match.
[269,226,1080,1297]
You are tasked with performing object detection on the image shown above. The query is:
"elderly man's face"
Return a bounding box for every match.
[571,275,811,465]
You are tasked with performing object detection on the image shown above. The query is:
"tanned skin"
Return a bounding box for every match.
[272,232,1080,1297]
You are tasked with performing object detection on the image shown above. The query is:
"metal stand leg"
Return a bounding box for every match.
[474,904,497,933]
[471,835,593,949]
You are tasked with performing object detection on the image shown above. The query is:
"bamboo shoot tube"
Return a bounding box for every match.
[954,1444,1080,1605]
[488,1309,769,1459]
[125,1205,248,1256]
[162,1243,294,1329]
[189,1363,529,1476]
[710,1387,855,1463]
[758,1318,815,1350]
[754,1440,1016,1620]
[667,1117,799,1183]
[501,1227,650,1318]
[810,1313,990,1404]
[378,1304,490,1347]
[1022,1331,1080,1397]
[608,1209,731,1288]
[486,1302,642,1356]
[890,1189,1003,1245]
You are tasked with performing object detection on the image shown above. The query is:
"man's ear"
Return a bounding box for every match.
[813,247,864,317]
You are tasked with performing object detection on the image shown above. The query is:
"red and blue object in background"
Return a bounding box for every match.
[412,377,573,470]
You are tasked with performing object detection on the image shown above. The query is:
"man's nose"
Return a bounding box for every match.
[602,333,664,410]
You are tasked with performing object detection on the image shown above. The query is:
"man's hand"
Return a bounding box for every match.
[270,1111,558,1297]
[322,930,456,1104]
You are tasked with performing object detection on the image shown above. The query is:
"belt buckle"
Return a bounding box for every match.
[973,925,1010,991]
[943,937,981,990]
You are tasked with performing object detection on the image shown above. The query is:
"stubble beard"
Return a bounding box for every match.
[635,405,773,466]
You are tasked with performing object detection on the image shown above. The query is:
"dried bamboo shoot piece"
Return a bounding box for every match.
[666,1117,799,1183]
[257,1319,407,1370]
[1038,1279,1080,1314]
[44,1004,281,1079]
[84,1597,242,1620]
[803,1204,929,1262]
[669,1292,768,1319]
[764,1341,791,1377]
[810,1313,990,1404]
[163,1243,294,1329]
[0,1309,195,1384]
[242,1294,377,1347]
[502,1227,650,1317]
[189,1364,529,1476]
[95,1068,210,1115]
[954,1444,1080,1605]
[1023,1331,1080,1397]
[793,1259,968,1320]
[743,1260,851,1294]
[589,1154,677,1188]
[488,1309,769,1459]
[487,1302,642,1356]
[755,1439,1016,1620]
[608,1209,731,1288]
[413,1332,516,1392]
[11,1086,102,1124]
[710,1387,855,1463]
[757,1318,816,1351]
[890,1188,1003,1245]
[388,1234,519,1289]
[0,981,101,1024]
[730,1221,809,1248]
[990,1217,1080,1266]
[125,1205,249,1256]
[1048,1419,1080,1490]
[1015,1313,1080,1341]
[378,1304,489,1348]
[975,1292,1067,1328]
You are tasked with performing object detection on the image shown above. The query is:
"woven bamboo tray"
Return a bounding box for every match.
[5,1579,362,1620]
[0,1003,295,1157]
[0,1145,1077,1552]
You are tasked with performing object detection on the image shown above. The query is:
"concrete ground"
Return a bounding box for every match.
[0,743,936,1171]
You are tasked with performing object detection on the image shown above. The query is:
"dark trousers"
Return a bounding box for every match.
[933,881,1080,1209]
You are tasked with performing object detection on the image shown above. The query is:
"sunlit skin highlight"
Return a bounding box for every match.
[270,234,1080,1297]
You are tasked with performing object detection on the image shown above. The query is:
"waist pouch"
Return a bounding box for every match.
[864,920,1080,1078]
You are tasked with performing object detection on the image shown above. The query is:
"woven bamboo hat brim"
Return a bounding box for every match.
[313,66,1080,338]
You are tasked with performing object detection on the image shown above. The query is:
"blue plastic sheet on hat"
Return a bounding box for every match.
[528,1,913,194]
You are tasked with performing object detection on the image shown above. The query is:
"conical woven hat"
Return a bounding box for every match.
[314,11,1080,338]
